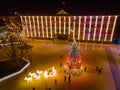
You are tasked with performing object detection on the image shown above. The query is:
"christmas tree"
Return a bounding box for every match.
[64,39,83,75]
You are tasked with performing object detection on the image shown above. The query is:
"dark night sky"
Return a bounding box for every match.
[0,0,120,15]
[0,0,120,38]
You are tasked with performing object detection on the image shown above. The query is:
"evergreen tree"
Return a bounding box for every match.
[64,39,83,75]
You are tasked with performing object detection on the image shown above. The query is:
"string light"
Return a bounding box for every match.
[99,16,104,41]
[110,16,118,41]
[20,15,118,42]
[104,16,111,41]
[83,16,86,40]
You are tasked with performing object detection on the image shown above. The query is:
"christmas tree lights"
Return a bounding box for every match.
[64,39,83,76]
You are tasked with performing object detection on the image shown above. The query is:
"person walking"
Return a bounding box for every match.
[60,54,63,59]
[48,88,51,90]
[98,68,101,74]
[64,75,66,82]
[96,66,99,71]
[84,67,87,72]
[45,84,48,90]
[60,62,62,67]
[32,87,35,90]
[68,75,71,83]
[54,79,57,85]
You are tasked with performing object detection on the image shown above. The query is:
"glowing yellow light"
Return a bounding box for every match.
[45,16,48,38]
[24,67,56,82]
[98,16,104,41]
[83,16,86,40]
[44,67,56,78]
[50,16,53,38]
[68,17,71,34]
[44,71,48,78]
[78,16,81,40]
[59,17,61,34]
[24,16,29,37]
[33,74,41,80]
[20,16,26,37]
[37,16,40,37]
[110,16,118,41]
[37,70,43,75]
[29,72,36,77]
[51,67,56,76]
[93,16,98,40]
[54,17,57,34]
[32,16,36,37]
[41,16,44,37]
[104,16,111,41]
[88,16,92,40]
[24,76,32,82]
[73,16,76,39]
[28,16,33,37]
[64,17,66,34]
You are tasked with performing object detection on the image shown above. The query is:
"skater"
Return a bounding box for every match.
[32,87,35,90]
[68,75,71,83]
[45,84,48,90]
[64,75,66,82]
[96,66,99,71]
[98,68,101,74]
[60,54,63,59]
[54,79,57,85]
[100,67,103,73]
[48,88,51,90]
[60,62,62,67]
[84,67,87,72]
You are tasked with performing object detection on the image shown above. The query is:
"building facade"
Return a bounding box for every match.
[20,15,118,42]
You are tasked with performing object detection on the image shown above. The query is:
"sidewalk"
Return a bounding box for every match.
[105,47,120,90]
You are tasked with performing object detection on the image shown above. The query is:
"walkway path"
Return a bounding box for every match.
[105,47,120,90]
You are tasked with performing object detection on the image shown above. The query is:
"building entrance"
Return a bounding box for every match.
[57,34,68,40]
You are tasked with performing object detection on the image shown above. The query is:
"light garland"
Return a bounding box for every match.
[24,67,56,82]
[20,15,118,42]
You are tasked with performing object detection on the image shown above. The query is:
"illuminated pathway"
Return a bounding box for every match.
[105,47,120,90]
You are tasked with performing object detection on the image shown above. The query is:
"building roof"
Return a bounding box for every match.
[56,9,69,15]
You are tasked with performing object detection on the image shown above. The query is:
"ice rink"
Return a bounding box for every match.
[0,39,120,90]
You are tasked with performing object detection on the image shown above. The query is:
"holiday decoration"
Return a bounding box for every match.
[64,39,83,76]
[24,67,56,82]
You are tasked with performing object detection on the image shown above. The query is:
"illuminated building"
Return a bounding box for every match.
[20,13,118,43]
[0,10,118,43]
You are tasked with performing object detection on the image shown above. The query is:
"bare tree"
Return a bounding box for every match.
[0,16,26,42]
[0,16,33,63]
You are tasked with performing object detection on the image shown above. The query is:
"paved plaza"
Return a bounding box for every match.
[0,39,120,90]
